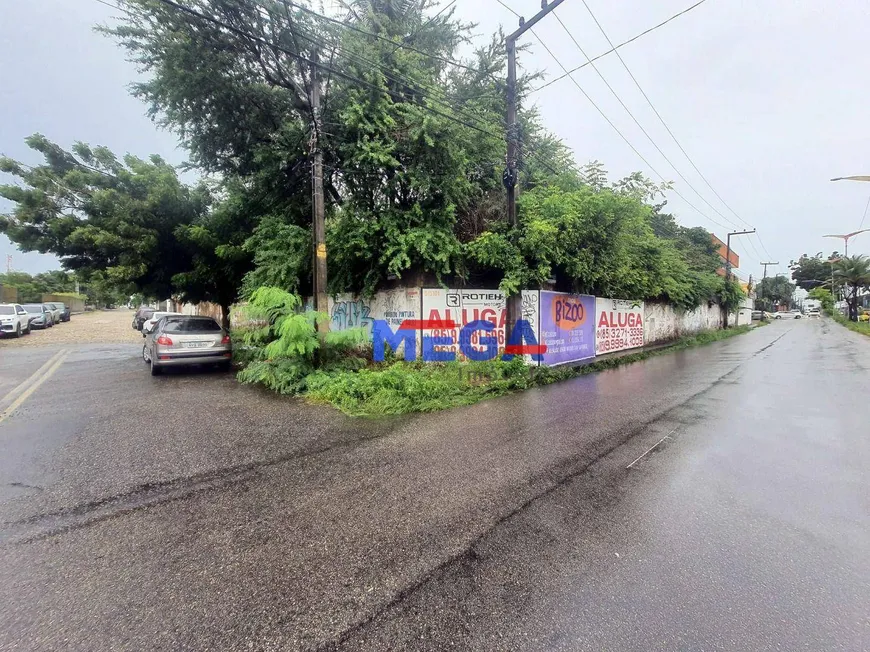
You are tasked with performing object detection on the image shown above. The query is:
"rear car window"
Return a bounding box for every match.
[0,306,14,315]
[161,318,222,333]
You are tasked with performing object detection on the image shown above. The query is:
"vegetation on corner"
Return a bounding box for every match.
[232,286,757,417]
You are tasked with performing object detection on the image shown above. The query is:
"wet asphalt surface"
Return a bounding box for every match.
[0,319,867,651]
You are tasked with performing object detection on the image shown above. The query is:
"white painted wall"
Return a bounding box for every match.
[644,301,725,344]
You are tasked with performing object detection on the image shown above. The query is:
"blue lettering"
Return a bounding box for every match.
[502,319,543,362]
[372,320,417,361]
[459,320,498,361]
[423,335,456,362]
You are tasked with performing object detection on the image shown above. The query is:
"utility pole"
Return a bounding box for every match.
[759,261,778,318]
[504,0,566,341]
[723,229,755,328]
[310,50,328,333]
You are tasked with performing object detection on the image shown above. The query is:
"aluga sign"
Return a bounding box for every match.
[371,318,547,362]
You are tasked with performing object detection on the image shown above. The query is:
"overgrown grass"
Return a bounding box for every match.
[830,310,870,337]
[305,325,756,417]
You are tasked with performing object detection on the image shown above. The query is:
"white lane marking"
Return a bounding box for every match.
[0,349,68,408]
[626,427,678,469]
[0,350,71,426]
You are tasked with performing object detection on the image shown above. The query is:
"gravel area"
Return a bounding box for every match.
[0,309,142,347]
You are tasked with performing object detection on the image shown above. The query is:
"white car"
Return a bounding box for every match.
[0,303,32,337]
[141,311,182,336]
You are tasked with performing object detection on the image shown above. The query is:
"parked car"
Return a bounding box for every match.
[0,303,31,337]
[21,303,54,329]
[807,309,821,318]
[51,302,71,322]
[132,306,156,331]
[43,302,62,325]
[142,315,232,375]
[751,310,763,320]
[774,310,802,319]
[141,311,182,336]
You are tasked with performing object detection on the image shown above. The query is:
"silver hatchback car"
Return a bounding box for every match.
[142,315,231,375]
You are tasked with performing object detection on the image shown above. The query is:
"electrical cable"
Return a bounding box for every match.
[526,25,734,234]
[529,0,710,95]
[578,0,772,265]
[551,11,748,236]
[285,1,497,81]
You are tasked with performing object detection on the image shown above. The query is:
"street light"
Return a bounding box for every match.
[822,230,870,257]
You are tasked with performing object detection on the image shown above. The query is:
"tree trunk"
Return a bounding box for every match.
[849,283,859,321]
[220,302,231,331]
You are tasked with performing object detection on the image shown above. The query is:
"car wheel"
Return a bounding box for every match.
[24,322,30,335]
[14,324,21,338]
[142,344,151,364]
[150,358,162,376]
[217,360,232,372]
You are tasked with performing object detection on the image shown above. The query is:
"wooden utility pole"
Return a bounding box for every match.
[759,261,778,317]
[310,50,329,332]
[504,0,566,340]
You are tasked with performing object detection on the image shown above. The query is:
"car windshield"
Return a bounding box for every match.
[0,306,14,315]
[22,304,44,313]
[161,318,222,333]
[139,309,154,318]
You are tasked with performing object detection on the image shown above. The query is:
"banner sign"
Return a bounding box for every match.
[421,289,540,362]
[539,292,596,366]
[595,298,644,355]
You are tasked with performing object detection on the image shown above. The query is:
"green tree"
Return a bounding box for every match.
[807,286,834,314]
[0,135,209,300]
[756,275,794,311]
[790,252,839,290]
[834,255,870,321]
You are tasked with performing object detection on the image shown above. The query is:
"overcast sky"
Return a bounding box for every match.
[2,0,869,281]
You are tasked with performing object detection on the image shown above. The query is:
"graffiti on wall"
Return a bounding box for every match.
[331,299,372,331]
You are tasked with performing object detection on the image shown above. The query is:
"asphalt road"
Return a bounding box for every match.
[0,317,867,651]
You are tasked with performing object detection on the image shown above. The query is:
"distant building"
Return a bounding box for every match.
[711,234,740,277]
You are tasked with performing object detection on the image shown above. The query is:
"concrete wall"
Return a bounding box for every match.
[0,284,18,303]
[644,301,726,345]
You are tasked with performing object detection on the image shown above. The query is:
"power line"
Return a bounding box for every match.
[144,0,510,143]
[551,10,747,235]
[285,1,496,81]
[525,25,733,235]
[530,0,710,95]
[100,0,562,177]
[860,194,870,230]
[578,0,772,263]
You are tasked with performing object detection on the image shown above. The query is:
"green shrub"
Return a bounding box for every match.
[232,286,368,393]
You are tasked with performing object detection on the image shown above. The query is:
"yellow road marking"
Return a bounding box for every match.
[0,350,71,426]
[0,349,68,408]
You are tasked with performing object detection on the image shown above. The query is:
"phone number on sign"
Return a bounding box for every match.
[596,327,643,352]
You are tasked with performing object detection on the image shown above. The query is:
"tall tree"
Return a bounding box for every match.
[755,275,794,311]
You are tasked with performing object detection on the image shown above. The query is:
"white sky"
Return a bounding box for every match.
[2,0,870,280]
